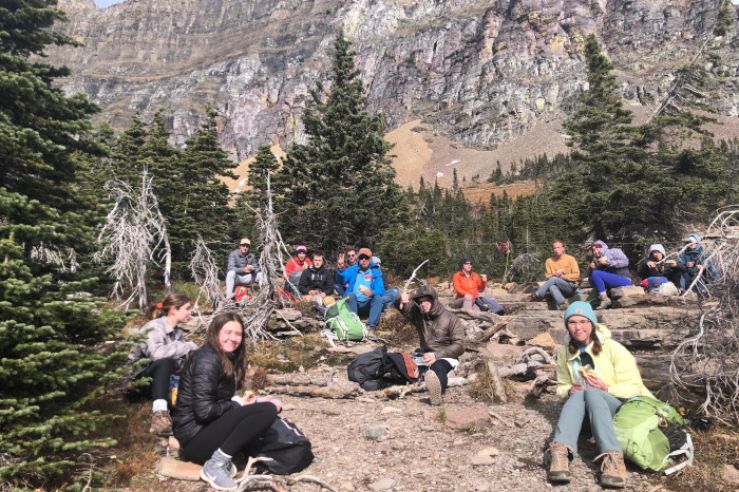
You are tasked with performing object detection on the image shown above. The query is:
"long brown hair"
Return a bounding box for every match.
[206,312,248,387]
[567,320,603,356]
[145,292,191,320]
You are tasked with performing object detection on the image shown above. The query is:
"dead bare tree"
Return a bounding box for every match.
[31,243,79,273]
[200,174,298,340]
[94,170,172,309]
[190,234,226,312]
[670,205,739,425]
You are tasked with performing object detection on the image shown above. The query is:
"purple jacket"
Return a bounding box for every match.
[592,240,630,279]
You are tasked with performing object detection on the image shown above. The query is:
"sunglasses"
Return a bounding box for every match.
[358,255,371,260]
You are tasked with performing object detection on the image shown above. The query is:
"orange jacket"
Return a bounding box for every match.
[452,271,486,298]
[284,256,312,279]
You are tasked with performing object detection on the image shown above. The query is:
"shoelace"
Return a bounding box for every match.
[594,452,619,473]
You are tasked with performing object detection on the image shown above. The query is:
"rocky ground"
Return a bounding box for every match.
[118,283,738,492]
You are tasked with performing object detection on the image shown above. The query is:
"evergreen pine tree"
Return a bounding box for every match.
[247,144,280,209]
[277,32,404,254]
[0,0,126,485]
[175,105,238,269]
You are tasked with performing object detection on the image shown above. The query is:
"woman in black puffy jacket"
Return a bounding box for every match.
[173,312,280,491]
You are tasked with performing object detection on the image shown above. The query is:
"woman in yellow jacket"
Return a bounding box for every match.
[548,301,653,489]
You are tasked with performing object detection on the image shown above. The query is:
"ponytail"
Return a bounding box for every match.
[145,292,191,320]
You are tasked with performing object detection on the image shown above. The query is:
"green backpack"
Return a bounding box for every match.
[324,299,366,341]
[613,396,693,474]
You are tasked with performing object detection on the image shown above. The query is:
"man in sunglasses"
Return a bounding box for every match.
[340,247,385,336]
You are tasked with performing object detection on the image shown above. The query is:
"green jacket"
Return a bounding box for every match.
[556,324,653,400]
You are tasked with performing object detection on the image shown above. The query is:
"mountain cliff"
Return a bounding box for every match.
[51,0,738,183]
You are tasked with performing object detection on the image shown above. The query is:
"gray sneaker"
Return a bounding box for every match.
[425,370,443,406]
[200,449,237,491]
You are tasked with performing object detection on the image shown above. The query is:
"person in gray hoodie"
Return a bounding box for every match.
[398,285,466,405]
[588,240,631,309]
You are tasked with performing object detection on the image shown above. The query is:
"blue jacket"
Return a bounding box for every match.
[342,263,385,297]
[678,246,707,273]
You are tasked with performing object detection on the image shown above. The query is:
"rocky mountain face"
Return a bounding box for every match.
[52,0,738,161]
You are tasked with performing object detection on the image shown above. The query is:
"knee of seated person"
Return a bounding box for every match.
[226,270,235,279]
[583,386,605,401]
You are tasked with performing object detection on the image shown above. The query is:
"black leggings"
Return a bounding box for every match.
[422,359,454,393]
[181,402,278,464]
[138,357,175,401]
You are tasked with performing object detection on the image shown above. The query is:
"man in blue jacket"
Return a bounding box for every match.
[341,247,385,336]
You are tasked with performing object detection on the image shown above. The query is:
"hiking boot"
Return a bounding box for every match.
[547,442,571,484]
[425,370,443,406]
[200,449,238,491]
[366,326,377,339]
[595,451,627,489]
[557,300,569,311]
[149,410,172,436]
[596,295,612,310]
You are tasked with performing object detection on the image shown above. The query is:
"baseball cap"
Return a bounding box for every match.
[239,238,251,245]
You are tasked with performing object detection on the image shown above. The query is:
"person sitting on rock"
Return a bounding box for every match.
[677,233,710,293]
[398,285,465,406]
[637,244,678,291]
[340,247,386,336]
[283,244,312,297]
[588,240,631,309]
[534,239,580,310]
[173,313,282,491]
[335,247,357,295]
[451,257,504,315]
[298,251,335,307]
[131,293,198,437]
[547,301,653,489]
[225,238,262,298]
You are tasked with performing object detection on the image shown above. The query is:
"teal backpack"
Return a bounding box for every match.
[324,299,366,341]
[613,396,693,474]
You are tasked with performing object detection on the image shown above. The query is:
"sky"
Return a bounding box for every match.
[94,0,126,7]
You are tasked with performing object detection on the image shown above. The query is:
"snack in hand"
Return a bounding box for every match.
[579,367,597,379]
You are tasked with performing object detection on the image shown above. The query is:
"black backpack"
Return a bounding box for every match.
[249,417,314,475]
[347,347,418,391]
[347,347,388,390]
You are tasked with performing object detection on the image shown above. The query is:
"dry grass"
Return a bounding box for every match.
[663,426,739,492]
[378,310,417,347]
[98,400,160,488]
[467,361,514,403]
[247,334,352,372]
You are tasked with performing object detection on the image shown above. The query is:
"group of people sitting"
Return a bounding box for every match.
[226,240,506,334]
[534,235,710,310]
[127,235,704,489]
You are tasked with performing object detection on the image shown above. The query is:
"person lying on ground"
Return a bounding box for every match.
[534,239,580,310]
[283,244,312,297]
[451,256,504,315]
[340,247,386,337]
[225,238,262,297]
[173,312,282,491]
[298,251,335,307]
[588,240,631,309]
[398,286,465,406]
[547,301,653,489]
[130,293,198,437]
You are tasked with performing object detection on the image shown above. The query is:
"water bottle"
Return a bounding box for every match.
[169,375,180,407]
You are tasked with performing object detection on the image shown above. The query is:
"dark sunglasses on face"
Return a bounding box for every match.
[358,255,370,260]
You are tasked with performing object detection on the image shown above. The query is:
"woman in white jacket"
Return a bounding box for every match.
[134,293,197,436]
